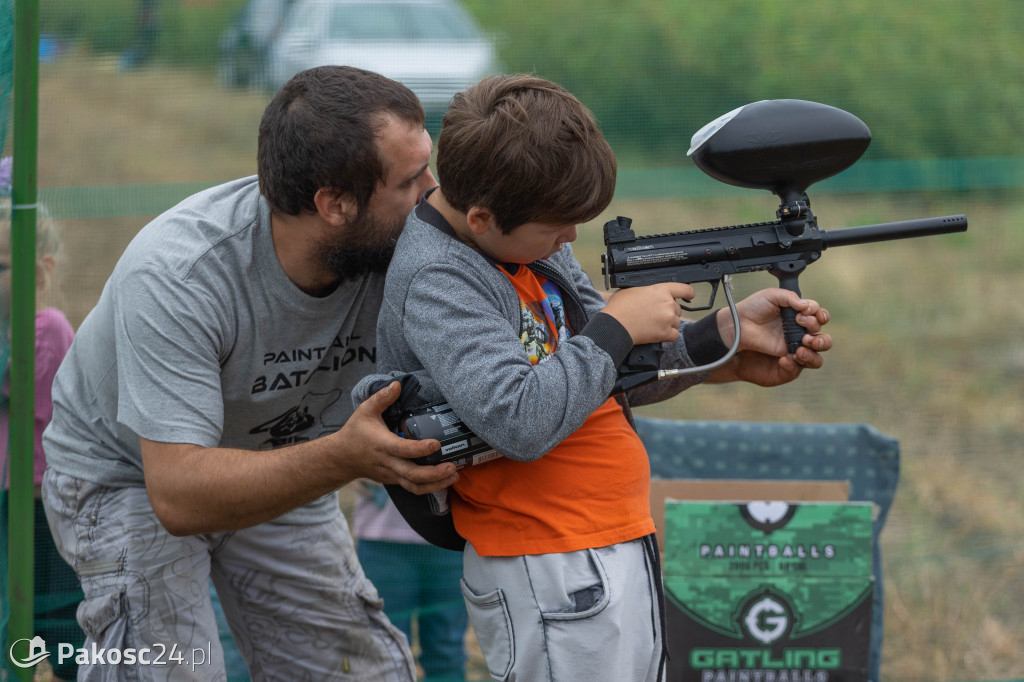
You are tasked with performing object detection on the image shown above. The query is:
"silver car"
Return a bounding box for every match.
[265,0,501,118]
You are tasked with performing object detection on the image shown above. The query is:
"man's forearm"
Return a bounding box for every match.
[140,381,456,536]
[141,434,355,536]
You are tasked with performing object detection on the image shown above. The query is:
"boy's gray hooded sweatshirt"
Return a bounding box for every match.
[352,194,724,462]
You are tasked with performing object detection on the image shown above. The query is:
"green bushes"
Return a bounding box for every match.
[463,0,1024,163]
[36,0,1024,163]
[40,0,139,54]
[40,0,246,66]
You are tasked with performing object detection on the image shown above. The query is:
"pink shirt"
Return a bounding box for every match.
[2,307,75,487]
[352,482,428,544]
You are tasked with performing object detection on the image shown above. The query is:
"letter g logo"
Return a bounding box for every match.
[743,596,789,644]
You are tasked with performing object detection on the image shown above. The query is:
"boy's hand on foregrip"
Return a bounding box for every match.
[603,282,694,345]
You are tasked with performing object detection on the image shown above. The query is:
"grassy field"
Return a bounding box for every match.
[18,53,1024,681]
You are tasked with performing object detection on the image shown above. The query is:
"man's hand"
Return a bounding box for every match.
[337,381,459,494]
[707,288,832,386]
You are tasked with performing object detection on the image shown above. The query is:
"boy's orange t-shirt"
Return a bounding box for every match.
[449,263,655,556]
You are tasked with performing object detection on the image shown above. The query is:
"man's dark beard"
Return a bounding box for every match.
[322,212,404,283]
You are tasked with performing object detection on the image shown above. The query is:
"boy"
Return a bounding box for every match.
[353,74,831,681]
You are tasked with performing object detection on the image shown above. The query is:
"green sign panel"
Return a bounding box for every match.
[663,502,874,682]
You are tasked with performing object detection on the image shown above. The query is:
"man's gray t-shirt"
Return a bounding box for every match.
[44,176,383,524]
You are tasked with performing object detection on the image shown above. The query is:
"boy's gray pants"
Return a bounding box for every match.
[461,535,666,682]
[42,468,416,681]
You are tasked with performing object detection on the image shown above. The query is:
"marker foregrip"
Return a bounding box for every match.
[782,307,805,354]
[772,271,806,354]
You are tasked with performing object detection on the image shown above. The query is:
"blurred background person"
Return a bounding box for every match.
[354,481,469,681]
[1,176,83,682]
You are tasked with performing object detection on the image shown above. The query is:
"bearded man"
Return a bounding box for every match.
[41,66,454,681]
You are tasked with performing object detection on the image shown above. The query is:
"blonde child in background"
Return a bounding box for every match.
[353,482,469,681]
[1,177,83,682]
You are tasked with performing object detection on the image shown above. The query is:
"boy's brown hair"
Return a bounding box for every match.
[437,74,616,234]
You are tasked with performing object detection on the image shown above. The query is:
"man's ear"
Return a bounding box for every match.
[465,207,497,235]
[314,188,358,227]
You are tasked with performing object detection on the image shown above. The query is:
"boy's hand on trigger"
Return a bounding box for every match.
[603,283,694,344]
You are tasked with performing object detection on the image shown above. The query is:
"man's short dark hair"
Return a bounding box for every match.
[437,74,616,234]
[257,65,425,218]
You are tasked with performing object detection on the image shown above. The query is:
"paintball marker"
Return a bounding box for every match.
[604,99,968,393]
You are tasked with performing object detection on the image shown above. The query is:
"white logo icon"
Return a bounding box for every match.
[744,596,789,644]
[746,501,790,525]
[9,636,50,668]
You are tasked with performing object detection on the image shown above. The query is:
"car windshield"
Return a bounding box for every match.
[328,2,481,41]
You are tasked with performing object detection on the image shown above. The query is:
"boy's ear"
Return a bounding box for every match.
[314,188,358,227]
[466,207,497,235]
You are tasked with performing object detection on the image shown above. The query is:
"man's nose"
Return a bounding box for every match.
[417,168,438,195]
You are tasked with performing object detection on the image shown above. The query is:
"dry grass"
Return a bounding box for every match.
[18,52,1024,681]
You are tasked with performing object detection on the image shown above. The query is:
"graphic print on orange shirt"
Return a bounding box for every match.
[496,264,570,363]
